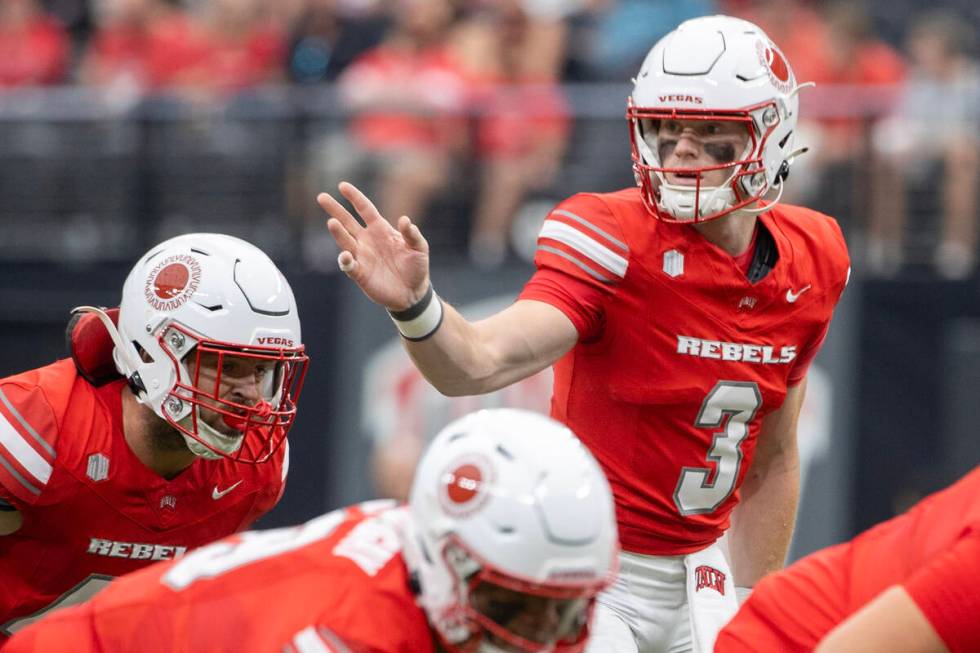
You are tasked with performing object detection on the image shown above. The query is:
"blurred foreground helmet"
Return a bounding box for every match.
[628,15,810,223]
[405,408,619,652]
[78,233,308,463]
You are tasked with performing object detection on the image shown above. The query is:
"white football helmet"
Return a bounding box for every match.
[403,409,618,653]
[628,15,810,223]
[75,233,308,463]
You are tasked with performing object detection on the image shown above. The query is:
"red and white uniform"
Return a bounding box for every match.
[715,466,980,652]
[0,359,287,638]
[520,188,850,555]
[3,502,434,653]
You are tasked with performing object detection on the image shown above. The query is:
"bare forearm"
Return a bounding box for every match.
[729,447,800,586]
[403,300,576,396]
[403,304,508,395]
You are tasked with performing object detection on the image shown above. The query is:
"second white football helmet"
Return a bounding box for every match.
[404,408,618,652]
[78,233,308,463]
[628,15,809,222]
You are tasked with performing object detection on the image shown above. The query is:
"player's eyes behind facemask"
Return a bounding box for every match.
[643,118,747,166]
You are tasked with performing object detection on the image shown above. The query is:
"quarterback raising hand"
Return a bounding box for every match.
[318,16,851,653]
[319,182,430,312]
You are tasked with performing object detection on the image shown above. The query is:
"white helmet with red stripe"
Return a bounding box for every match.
[628,14,809,222]
[404,408,618,652]
[86,233,308,463]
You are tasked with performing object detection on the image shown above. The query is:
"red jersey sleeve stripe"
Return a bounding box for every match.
[537,245,614,283]
[551,209,629,254]
[282,439,290,483]
[0,454,41,496]
[538,221,628,278]
[0,416,54,487]
[288,625,351,653]
[0,388,56,458]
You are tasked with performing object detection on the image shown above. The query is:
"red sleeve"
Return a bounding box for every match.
[0,381,60,506]
[903,529,980,653]
[787,321,829,385]
[788,219,850,385]
[518,194,627,340]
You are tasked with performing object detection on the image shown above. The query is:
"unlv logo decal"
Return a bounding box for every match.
[144,254,202,312]
[695,565,726,595]
[439,455,494,518]
[755,40,792,94]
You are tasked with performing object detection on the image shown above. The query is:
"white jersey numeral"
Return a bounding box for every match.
[163,501,395,591]
[673,381,762,515]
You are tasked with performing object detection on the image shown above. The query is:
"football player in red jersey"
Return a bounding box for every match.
[716,466,980,653]
[319,14,850,653]
[4,408,620,653]
[0,233,308,640]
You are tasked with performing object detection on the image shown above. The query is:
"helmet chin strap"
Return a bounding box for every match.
[740,145,808,215]
[740,178,786,215]
[177,412,244,460]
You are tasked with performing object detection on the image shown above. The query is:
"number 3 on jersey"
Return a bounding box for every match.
[674,381,762,515]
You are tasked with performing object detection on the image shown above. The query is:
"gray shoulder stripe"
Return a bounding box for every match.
[551,209,629,253]
[0,455,40,496]
[538,245,614,284]
[0,388,56,458]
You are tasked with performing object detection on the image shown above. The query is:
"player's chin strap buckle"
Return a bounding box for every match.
[68,306,139,388]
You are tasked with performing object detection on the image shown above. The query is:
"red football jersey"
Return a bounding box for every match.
[715,466,980,652]
[3,502,434,653]
[519,188,850,554]
[0,359,288,637]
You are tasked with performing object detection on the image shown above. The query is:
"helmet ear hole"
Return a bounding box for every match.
[134,342,154,364]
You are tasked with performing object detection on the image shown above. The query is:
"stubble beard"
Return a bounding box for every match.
[145,411,193,453]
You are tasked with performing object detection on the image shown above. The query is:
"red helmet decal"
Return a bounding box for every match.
[144,254,202,311]
[447,463,483,504]
[755,40,792,93]
[153,263,189,299]
[766,46,789,82]
[439,455,493,517]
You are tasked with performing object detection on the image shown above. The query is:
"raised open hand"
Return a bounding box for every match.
[319,182,431,311]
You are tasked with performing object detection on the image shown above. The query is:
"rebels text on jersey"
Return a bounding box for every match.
[0,359,288,636]
[3,502,434,653]
[519,188,850,555]
[716,466,980,652]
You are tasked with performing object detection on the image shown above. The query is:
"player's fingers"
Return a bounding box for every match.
[326,218,358,253]
[398,216,429,254]
[317,192,362,235]
[338,182,386,225]
[337,251,358,276]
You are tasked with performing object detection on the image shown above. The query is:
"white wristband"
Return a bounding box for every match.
[388,285,444,341]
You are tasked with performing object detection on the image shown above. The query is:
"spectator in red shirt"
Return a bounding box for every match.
[145,0,285,100]
[334,0,469,227]
[79,0,175,102]
[454,0,572,268]
[0,0,69,88]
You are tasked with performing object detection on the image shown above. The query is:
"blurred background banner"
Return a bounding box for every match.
[0,0,977,558]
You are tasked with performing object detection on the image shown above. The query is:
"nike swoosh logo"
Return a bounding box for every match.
[785,285,812,303]
[211,480,243,500]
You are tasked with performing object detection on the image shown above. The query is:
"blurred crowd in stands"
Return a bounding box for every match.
[0,0,978,278]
